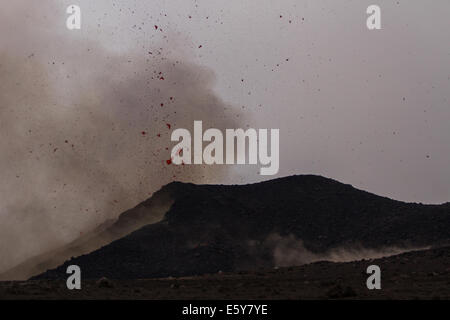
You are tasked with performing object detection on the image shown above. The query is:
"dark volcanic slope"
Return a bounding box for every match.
[0,184,173,280]
[35,175,450,279]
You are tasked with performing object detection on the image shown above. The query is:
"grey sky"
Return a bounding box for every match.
[85,0,449,204]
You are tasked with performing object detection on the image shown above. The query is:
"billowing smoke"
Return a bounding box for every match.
[0,1,245,273]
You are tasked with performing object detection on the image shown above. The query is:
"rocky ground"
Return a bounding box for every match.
[1,246,449,300]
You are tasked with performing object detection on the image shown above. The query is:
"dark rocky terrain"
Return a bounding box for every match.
[29,175,450,280]
[1,245,450,300]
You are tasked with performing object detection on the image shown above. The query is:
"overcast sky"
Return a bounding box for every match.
[81,0,450,204]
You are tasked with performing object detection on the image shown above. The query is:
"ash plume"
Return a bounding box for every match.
[0,1,245,273]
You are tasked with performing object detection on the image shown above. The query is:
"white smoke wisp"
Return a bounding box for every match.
[265,234,428,267]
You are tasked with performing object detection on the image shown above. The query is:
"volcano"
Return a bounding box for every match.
[3,175,450,280]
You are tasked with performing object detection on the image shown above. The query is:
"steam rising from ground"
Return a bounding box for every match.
[265,234,428,267]
[0,1,244,273]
